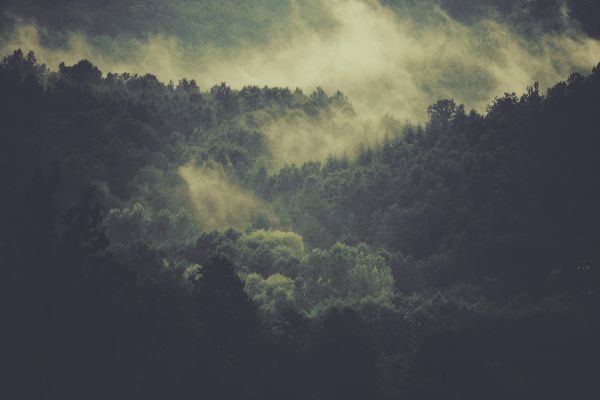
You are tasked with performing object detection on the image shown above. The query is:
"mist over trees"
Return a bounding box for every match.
[1,41,599,400]
[3,0,599,124]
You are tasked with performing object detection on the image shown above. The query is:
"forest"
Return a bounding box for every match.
[1,47,598,399]
[1,1,600,399]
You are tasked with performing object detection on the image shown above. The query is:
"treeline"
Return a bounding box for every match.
[0,49,350,238]
[1,49,599,399]
[258,70,600,296]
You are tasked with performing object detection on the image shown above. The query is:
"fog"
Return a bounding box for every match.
[179,163,277,230]
[3,0,599,122]
[2,0,599,227]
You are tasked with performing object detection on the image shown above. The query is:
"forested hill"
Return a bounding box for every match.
[1,50,599,399]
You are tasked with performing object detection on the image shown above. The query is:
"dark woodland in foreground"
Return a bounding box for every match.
[1,50,599,399]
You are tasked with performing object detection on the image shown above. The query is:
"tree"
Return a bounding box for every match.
[313,308,380,400]
[298,243,394,313]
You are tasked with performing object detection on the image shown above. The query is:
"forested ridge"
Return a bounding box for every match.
[1,49,599,399]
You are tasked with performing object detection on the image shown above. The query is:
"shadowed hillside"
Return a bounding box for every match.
[1,47,599,399]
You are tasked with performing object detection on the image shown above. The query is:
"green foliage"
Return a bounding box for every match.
[105,202,200,248]
[244,272,296,315]
[2,48,600,399]
[0,50,351,243]
[265,65,600,296]
[298,243,395,314]
[237,229,304,276]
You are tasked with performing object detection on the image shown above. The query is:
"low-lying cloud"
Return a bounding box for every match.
[244,107,400,167]
[4,0,599,233]
[2,0,600,165]
[179,163,276,230]
[3,0,599,122]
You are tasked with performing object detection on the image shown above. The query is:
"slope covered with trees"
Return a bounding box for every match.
[261,73,600,295]
[1,49,599,399]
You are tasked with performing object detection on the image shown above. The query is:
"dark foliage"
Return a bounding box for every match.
[1,50,599,399]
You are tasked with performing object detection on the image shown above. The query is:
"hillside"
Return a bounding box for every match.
[1,49,599,399]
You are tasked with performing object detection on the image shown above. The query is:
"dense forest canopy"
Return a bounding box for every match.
[1,1,600,399]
